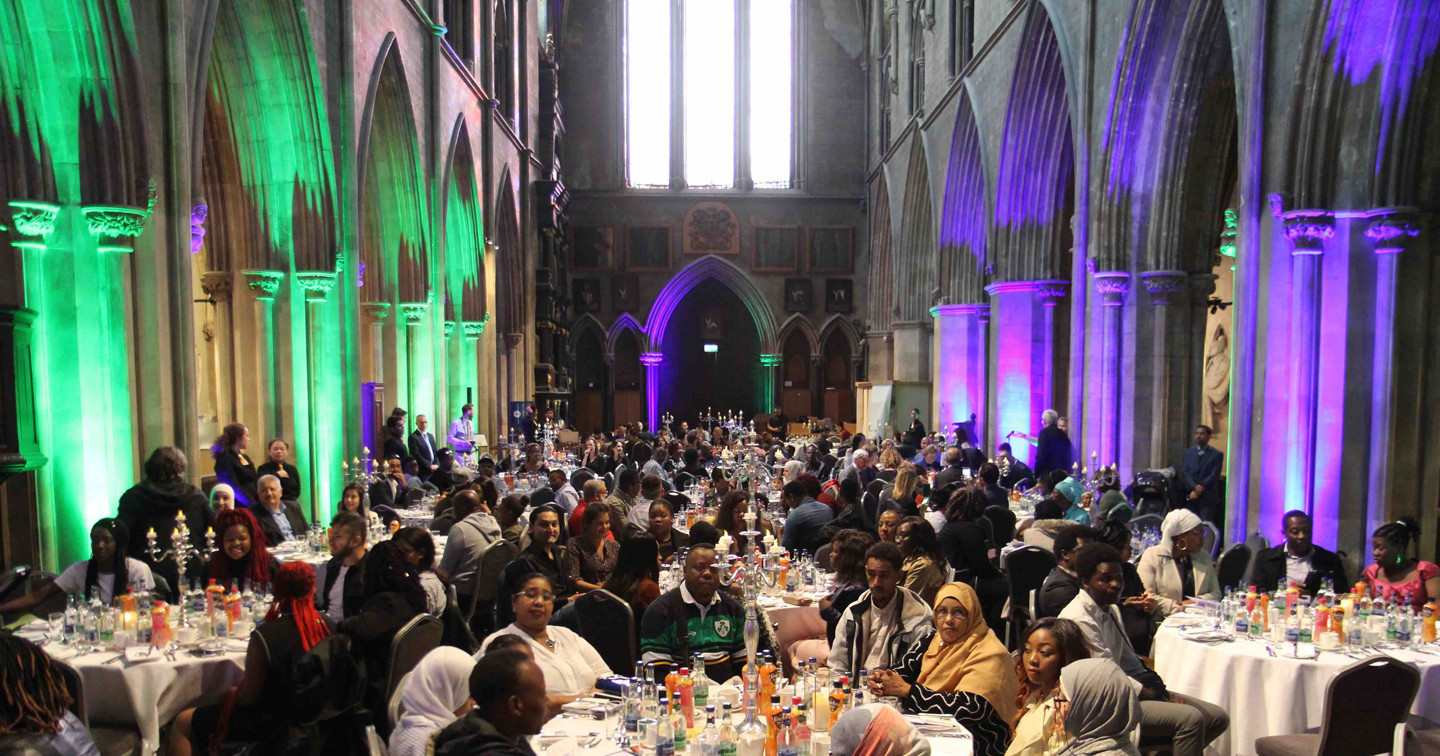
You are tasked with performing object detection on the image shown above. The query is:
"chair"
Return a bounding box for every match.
[1002,546,1056,648]
[0,565,31,605]
[1394,723,1440,756]
[493,559,533,628]
[672,472,695,491]
[603,472,616,492]
[575,589,636,674]
[1215,543,1251,593]
[529,487,556,507]
[1254,656,1421,756]
[664,491,690,517]
[467,540,520,633]
[404,488,426,507]
[1241,530,1270,583]
[53,660,143,756]
[814,543,833,570]
[365,724,389,756]
[570,468,597,491]
[1199,521,1221,558]
[1129,513,1163,533]
[150,573,174,604]
[383,614,443,706]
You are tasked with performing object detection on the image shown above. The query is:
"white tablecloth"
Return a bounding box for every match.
[1152,621,1440,756]
[45,640,247,754]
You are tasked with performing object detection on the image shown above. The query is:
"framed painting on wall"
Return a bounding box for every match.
[573,279,601,313]
[808,227,854,273]
[784,278,812,312]
[753,226,800,273]
[626,226,672,271]
[572,227,613,269]
[825,278,853,313]
[612,276,640,312]
[683,202,739,255]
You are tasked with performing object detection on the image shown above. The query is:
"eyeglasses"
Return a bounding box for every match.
[515,589,556,603]
[933,606,970,620]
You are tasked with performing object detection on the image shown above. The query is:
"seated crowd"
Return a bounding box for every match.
[2,415,1436,756]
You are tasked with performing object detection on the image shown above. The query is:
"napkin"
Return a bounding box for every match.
[124,645,164,664]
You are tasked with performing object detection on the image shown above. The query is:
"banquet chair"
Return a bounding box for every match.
[365,724,389,756]
[529,487,556,507]
[52,660,143,756]
[570,468,597,491]
[1199,521,1221,557]
[384,614,443,709]
[673,472,696,491]
[467,540,519,635]
[1241,531,1270,583]
[603,472,616,492]
[0,565,31,605]
[1216,544,1251,592]
[814,544,833,570]
[664,492,691,517]
[1254,656,1421,756]
[574,588,636,673]
[1002,546,1056,648]
[1394,723,1440,756]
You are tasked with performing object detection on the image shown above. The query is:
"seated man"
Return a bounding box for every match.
[550,468,579,515]
[605,468,641,540]
[1060,544,1228,756]
[254,474,308,545]
[1250,509,1348,594]
[828,542,933,681]
[434,649,549,756]
[642,446,670,483]
[319,511,369,622]
[780,480,833,555]
[437,490,502,604]
[1037,524,1098,618]
[640,544,755,682]
[369,456,408,510]
[624,474,665,534]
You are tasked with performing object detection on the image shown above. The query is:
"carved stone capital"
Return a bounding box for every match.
[758,353,782,367]
[241,270,285,301]
[296,271,337,302]
[1140,270,1188,306]
[9,201,59,238]
[361,302,392,321]
[1365,209,1422,255]
[399,302,429,324]
[82,205,149,239]
[462,320,486,338]
[1189,273,1219,302]
[200,271,232,302]
[504,332,524,349]
[1279,210,1334,256]
[1093,272,1130,307]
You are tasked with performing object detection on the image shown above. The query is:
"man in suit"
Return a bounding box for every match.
[254,474,308,545]
[409,414,440,477]
[995,443,1033,488]
[369,456,408,511]
[1250,510,1348,595]
[383,414,409,466]
[931,447,969,493]
[1178,425,1223,524]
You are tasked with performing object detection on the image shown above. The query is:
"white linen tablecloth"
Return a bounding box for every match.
[1152,621,1440,756]
[47,640,247,754]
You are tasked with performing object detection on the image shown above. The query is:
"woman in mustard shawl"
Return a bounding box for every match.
[869,582,1021,756]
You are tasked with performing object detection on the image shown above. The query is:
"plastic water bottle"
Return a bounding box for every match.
[656,699,676,756]
[63,595,78,639]
[624,680,641,734]
[719,703,739,756]
[697,706,720,756]
[775,708,797,756]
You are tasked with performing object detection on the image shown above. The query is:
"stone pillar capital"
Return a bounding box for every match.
[241,270,286,301]
[361,302,392,321]
[929,303,988,319]
[1092,271,1130,307]
[9,200,60,239]
[504,332,523,349]
[200,271,232,302]
[1365,208,1423,255]
[1280,210,1335,255]
[1140,270,1188,306]
[462,320,486,339]
[296,271,337,301]
[641,351,666,366]
[758,353,782,367]
[399,302,429,324]
[1189,273,1219,304]
[810,354,825,367]
[444,320,457,337]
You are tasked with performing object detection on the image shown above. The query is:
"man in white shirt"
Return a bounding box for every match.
[828,542,932,679]
[320,511,368,622]
[643,446,670,482]
[625,474,666,533]
[408,414,440,475]
[448,404,476,457]
[549,468,579,515]
[1060,543,1228,756]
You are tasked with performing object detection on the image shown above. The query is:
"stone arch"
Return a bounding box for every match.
[992,2,1075,282]
[570,313,607,354]
[896,138,938,320]
[776,314,820,358]
[606,313,648,355]
[867,174,895,332]
[939,88,988,304]
[358,36,430,302]
[492,165,524,336]
[817,314,862,357]
[440,116,486,322]
[644,255,780,354]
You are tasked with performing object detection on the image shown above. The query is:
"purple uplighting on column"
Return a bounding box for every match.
[641,351,664,431]
[986,280,1066,467]
[931,304,989,443]
[1093,272,1129,472]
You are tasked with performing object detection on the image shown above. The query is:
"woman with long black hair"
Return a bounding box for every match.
[339,540,426,713]
[0,518,155,614]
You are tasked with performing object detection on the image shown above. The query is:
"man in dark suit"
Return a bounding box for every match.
[931,447,969,493]
[409,414,440,477]
[996,443,1033,488]
[254,474,309,545]
[978,463,1008,510]
[1038,525,1098,617]
[384,414,409,466]
[1250,510,1348,595]
[369,456,408,511]
[1179,425,1224,523]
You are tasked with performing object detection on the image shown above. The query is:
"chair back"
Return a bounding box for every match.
[1199,521,1221,557]
[52,660,86,726]
[1316,656,1421,756]
[365,724,389,756]
[664,492,690,516]
[1215,543,1251,592]
[384,614,443,706]
[865,478,886,501]
[575,589,635,674]
[673,472,695,491]
[1003,546,1055,621]
[814,543,833,571]
[468,540,520,622]
[571,468,597,491]
[0,565,31,605]
[529,487,556,507]
[1129,513,1162,533]
[603,472,616,492]
[405,487,426,507]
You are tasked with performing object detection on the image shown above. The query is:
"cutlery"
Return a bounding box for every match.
[103,654,125,664]
[1265,647,1277,658]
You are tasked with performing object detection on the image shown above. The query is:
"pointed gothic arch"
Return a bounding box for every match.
[868,174,895,333]
[570,313,607,354]
[440,116,486,322]
[493,165,524,336]
[896,138,938,320]
[644,255,780,354]
[776,314,820,357]
[939,87,989,304]
[606,313,648,356]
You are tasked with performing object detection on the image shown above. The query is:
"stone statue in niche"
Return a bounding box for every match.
[1202,322,1230,435]
[683,202,738,254]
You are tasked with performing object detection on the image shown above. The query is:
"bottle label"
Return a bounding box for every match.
[718,743,737,756]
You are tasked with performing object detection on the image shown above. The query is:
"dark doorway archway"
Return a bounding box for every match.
[656,279,762,426]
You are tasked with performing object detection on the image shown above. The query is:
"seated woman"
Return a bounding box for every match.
[867,583,1020,756]
[715,491,773,556]
[391,526,447,615]
[209,483,235,515]
[564,504,621,593]
[0,518,154,616]
[1054,479,1091,525]
[647,498,689,563]
[337,482,382,531]
[477,573,613,709]
[0,634,101,756]
[1004,618,1093,756]
[207,508,279,589]
[387,646,476,756]
[1136,509,1219,616]
[897,517,946,605]
[602,533,662,618]
[1052,659,1142,756]
[830,704,931,756]
[938,488,1008,630]
[338,540,427,714]
[170,562,332,756]
[883,466,924,519]
[1363,517,1440,609]
[820,529,877,644]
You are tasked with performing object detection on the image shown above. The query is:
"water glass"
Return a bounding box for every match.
[48,612,65,643]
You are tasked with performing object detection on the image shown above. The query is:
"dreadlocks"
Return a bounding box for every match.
[0,634,73,735]
[264,562,331,652]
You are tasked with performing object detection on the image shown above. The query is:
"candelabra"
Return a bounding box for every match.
[146,512,216,578]
[716,500,782,717]
[700,406,719,434]
[661,411,674,431]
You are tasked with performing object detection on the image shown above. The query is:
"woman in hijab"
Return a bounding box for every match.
[868,582,1020,756]
[1052,659,1141,756]
[388,646,476,756]
[1054,479,1091,525]
[830,704,931,756]
[1135,509,1218,616]
[209,483,236,514]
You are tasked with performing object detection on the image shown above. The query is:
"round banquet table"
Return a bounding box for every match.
[42,638,247,754]
[1152,619,1440,756]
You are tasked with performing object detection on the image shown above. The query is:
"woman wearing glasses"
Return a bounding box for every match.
[476,573,614,708]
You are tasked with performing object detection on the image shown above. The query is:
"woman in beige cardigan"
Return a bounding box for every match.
[1136,509,1219,615]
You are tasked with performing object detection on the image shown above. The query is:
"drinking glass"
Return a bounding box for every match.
[48,612,65,643]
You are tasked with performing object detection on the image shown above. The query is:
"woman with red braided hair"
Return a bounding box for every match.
[0,634,100,755]
[206,508,278,588]
[169,561,332,756]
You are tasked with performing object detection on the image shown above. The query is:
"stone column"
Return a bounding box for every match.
[1141,270,1188,468]
[641,351,665,431]
[1280,211,1334,517]
[297,271,337,518]
[360,303,391,385]
[201,271,236,424]
[463,321,485,420]
[891,321,932,383]
[930,304,988,443]
[984,280,1067,461]
[810,354,825,419]
[1090,272,1128,470]
[399,302,430,416]
[1363,209,1420,565]
[242,270,285,438]
[759,353,782,416]
[602,352,616,431]
[444,320,459,424]
[504,332,524,432]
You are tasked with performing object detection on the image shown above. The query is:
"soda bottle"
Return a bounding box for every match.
[151,602,171,646]
[759,654,778,705]
[206,579,225,619]
[226,580,243,623]
[828,679,847,729]
[679,667,696,728]
[667,667,681,702]
[766,695,782,756]
[1422,602,1438,643]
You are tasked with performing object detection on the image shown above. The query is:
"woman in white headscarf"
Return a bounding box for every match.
[1053,659,1140,756]
[387,647,477,756]
[1135,509,1219,616]
[209,483,235,514]
[831,704,931,756]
